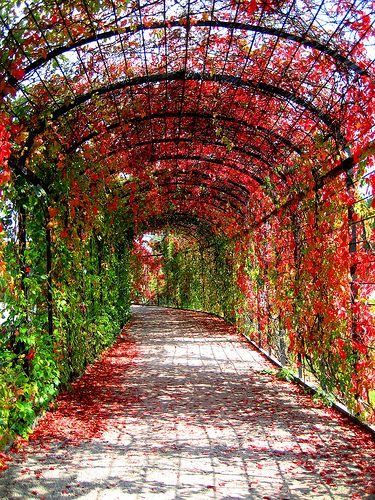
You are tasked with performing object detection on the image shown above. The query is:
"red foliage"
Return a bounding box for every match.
[231,0,288,15]
[0,113,11,173]
[1,0,375,418]
[27,327,137,446]
[25,348,36,361]
[0,452,12,471]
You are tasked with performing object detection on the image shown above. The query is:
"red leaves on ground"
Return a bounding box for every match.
[28,326,137,447]
[0,0,375,436]
[0,452,12,471]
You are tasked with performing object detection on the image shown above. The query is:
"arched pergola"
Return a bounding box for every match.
[0,0,375,439]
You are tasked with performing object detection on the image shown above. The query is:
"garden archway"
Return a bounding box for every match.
[1,0,375,441]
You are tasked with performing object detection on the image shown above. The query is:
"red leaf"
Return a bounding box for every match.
[25,348,36,361]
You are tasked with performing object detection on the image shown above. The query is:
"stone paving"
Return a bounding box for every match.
[0,305,375,499]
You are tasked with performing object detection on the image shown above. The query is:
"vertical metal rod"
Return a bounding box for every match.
[18,204,27,295]
[46,227,53,337]
[345,167,361,409]
[346,169,358,338]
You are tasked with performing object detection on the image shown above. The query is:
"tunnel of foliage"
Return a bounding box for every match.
[1,0,375,444]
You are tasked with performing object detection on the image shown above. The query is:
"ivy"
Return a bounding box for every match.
[1,0,375,443]
[0,179,132,445]
[132,232,240,322]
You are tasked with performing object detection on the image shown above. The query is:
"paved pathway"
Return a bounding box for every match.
[1,306,375,499]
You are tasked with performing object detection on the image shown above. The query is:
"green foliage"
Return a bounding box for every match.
[0,183,132,446]
[260,368,276,376]
[275,366,295,382]
[312,387,335,408]
[154,232,239,322]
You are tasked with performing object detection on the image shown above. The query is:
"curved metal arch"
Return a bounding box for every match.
[123,166,250,206]
[11,19,369,90]
[64,146,273,214]
[155,173,249,208]
[102,137,283,182]
[125,182,244,221]
[141,153,282,207]
[122,169,249,213]
[53,71,340,131]
[150,166,252,199]
[168,195,245,224]
[107,137,280,167]
[98,137,285,171]
[20,69,341,165]
[67,111,303,154]
[108,150,281,209]
[149,179,247,216]
[107,150,265,186]
[144,212,217,237]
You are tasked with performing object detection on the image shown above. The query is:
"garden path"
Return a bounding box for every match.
[0,305,374,499]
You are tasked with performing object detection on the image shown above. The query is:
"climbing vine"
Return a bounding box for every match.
[1,0,375,444]
[235,159,375,420]
[134,232,240,321]
[0,174,132,445]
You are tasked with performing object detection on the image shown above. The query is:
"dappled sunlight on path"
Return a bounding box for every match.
[0,306,374,499]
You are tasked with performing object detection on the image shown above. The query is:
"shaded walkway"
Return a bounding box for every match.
[1,306,375,499]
